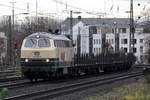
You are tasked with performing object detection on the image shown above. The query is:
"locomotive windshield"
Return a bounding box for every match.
[24,39,37,47]
[38,39,50,47]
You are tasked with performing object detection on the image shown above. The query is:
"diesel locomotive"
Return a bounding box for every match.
[20,32,74,81]
[20,32,135,81]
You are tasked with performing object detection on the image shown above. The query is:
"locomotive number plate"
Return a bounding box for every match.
[34,51,40,57]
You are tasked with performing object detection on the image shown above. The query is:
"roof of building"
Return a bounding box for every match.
[25,32,70,41]
[61,18,130,32]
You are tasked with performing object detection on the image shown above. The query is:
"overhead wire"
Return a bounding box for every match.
[0,0,110,18]
[52,0,107,17]
[0,3,56,17]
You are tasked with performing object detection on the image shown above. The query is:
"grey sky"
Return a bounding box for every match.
[0,0,149,19]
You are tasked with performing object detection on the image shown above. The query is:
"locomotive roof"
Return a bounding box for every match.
[25,32,71,41]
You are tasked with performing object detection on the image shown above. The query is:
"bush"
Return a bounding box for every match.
[143,68,150,83]
[0,88,8,100]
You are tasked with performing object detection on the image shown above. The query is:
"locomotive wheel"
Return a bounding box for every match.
[68,67,73,77]
[85,68,89,74]
[48,72,53,80]
[95,67,100,74]
[55,69,63,79]
[58,68,63,79]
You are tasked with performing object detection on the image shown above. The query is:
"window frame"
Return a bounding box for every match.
[24,39,37,48]
[38,39,51,47]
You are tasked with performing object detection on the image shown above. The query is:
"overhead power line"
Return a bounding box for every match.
[0,3,55,17]
[53,0,107,16]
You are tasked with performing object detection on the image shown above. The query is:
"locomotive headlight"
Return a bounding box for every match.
[36,35,40,38]
[25,59,29,62]
[46,59,50,62]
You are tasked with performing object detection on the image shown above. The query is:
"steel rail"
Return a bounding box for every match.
[0,80,29,91]
[0,76,23,82]
[5,71,143,100]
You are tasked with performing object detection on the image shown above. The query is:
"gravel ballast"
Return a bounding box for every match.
[49,76,144,100]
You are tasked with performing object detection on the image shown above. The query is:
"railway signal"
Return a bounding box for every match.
[13,40,17,49]
[13,40,18,67]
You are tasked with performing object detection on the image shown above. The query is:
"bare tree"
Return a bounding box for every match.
[12,16,61,46]
[20,16,61,34]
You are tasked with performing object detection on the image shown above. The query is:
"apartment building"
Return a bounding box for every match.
[61,17,150,63]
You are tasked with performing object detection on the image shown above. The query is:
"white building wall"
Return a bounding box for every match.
[72,22,102,55]
[135,33,150,63]
[72,21,89,54]
[106,32,150,63]
[119,33,130,52]
[93,34,101,55]
[0,32,6,38]
[106,33,115,50]
[61,18,150,63]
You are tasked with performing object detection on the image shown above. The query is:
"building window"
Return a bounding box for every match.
[133,39,136,44]
[122,28,126,33]
[96,39,98,44]
[140,39,143,43]
[119,28,126,33]
[133,48,136,53]
[121,39,128,44]
[111,39,114,44]
[112,28,114,33]
[124,39,127,44]
[96,48,97,53]
[140,46,143,53]
[124,48,128,52]
[89,26,97,34]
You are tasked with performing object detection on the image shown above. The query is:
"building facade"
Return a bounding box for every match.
[106,32,150,63]
[61,17,150,63]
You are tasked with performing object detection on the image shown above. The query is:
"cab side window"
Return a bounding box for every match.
[54,40,71,48]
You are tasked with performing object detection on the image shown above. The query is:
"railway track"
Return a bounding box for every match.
[0,71,23,83]
[0,71,15,76]
[5,71,143,100]
[0,80,29,91]
[0,76,23,83]
[0,72,121,91]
